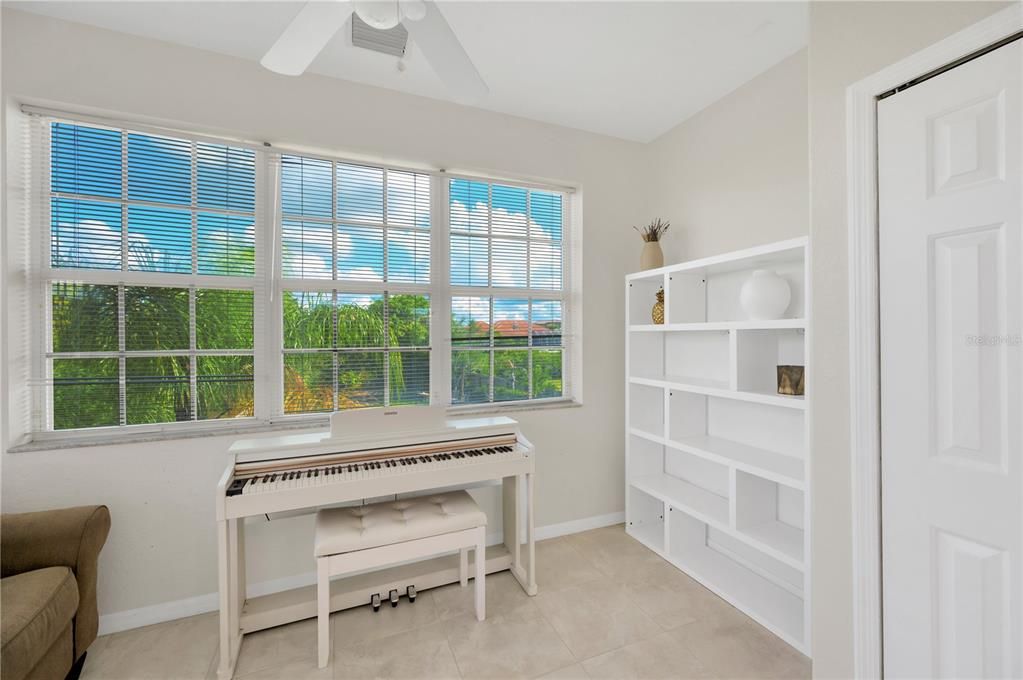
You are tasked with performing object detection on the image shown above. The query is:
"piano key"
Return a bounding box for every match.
[226,478,247,496]
[228,442,528,497]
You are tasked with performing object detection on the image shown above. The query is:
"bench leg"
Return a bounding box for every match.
[474,526,486,621]
[459,547,469,587]
[317,557,330,668]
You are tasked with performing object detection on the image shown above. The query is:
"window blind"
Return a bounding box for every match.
[280,156,431,284]
[39,117,260,431]
[280,154,433,413]
[23,110,575,439]
[448,178,566,404]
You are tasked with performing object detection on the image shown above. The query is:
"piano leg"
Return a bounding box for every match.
[504,473,538,597]
[525,472,537,595]
[235,519,246,620]
[217,518,243,679]
[229,519,244,636]
[502,474,520,568]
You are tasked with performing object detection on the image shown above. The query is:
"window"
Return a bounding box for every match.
[448,179,565,404]
[279,156,432,412]
[27,115,573,438]
[44,121,258,431]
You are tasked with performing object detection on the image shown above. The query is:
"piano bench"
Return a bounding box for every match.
[314,491,487,668]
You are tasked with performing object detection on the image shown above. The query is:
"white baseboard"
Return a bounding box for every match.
[99,590,220,635]
[534,511,624,541]
[97,511,624,635]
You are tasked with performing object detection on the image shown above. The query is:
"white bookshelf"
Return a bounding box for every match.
[624,237,811,655]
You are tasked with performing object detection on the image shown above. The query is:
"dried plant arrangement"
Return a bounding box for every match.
[634,218,670,243]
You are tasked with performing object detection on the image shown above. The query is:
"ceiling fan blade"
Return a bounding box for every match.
[261,0,353,76]
[403,1,488,103]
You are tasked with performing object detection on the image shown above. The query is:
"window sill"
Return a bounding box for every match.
[446,398,582,417]
[7,399,582,453]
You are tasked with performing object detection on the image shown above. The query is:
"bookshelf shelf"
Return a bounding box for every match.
[625,238,811,656]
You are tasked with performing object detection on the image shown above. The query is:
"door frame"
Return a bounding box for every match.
[846,5,1022,678]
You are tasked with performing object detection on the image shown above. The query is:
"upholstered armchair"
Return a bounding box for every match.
[1,505,111,680]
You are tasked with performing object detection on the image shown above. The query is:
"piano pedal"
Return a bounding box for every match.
[406,585,416,603]
[370,593,381,612]
[389,589,399,607]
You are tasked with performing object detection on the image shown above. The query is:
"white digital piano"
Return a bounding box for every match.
[215,406,536,679]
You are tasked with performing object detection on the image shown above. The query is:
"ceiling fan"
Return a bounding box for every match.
[261,0,488,102]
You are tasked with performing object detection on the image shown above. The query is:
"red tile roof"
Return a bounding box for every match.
[475,320,552,336]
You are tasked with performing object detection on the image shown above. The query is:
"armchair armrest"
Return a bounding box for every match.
[1,505,111,659]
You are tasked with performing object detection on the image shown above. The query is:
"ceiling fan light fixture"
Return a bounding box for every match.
[399,0,427,23]
[353,0,402,30]
[261,0,488,100]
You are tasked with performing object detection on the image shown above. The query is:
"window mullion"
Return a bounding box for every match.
[331,161,340,413]
[383,293,390,407]
[118,129,128,426]
[332,290,339,412]
[486,183,493,291]
[382,169,389,286]
[487,185,495,404]
[562,195,573,402]
[488,296,495,403]
[189,287,198,421]
[117,284,127,426]
[190,141,198,275]
[37,119,54,432]
[525,191,533,400]
[120,131,128,273]
[525,189,532,290]
[254,149,278,422]
[331,161,338,283]
[431,174,451,406]
[189,142,199,422]
[527,298,534,400]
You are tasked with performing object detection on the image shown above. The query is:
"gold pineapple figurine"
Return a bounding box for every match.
[652,288,665,324]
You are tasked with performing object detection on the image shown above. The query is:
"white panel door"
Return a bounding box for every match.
[879,38,1022,679]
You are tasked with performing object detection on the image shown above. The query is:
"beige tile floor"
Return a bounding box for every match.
[81,525,810,680]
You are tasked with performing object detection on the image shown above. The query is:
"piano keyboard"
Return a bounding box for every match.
[226,445,523,497]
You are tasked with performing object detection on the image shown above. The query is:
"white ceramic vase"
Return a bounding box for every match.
[640,241,664,270]
[740,270,791,320]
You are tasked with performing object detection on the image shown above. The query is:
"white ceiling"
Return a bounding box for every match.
[9,1,808,142]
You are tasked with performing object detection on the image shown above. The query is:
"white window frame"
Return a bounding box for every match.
[29,115,269,441]
[267,159,575,420]
[17,108,579,449]
[271,151,435,417]
[442,171,571,408]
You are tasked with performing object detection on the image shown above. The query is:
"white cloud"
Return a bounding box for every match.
[283,251,330,278]
[53,218,162,271]
[449,200,562,289]
[198,219,255,247]
[337,231,354,259]
[493,299,529,321]
[340,294,377,309]
[342,266,384,283]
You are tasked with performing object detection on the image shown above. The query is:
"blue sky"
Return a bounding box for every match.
[51,122,562,330]
[51,122,256,274]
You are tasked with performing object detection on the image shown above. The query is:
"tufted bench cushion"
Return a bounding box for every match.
[314,491,487,557]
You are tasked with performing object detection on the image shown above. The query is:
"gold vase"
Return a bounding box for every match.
[652,288,665,324]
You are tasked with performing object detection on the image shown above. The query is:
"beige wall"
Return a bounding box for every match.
[0,8,649,623]
[807,2,1010,677]
[6,1,1012,661]
[648,49,809,263]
